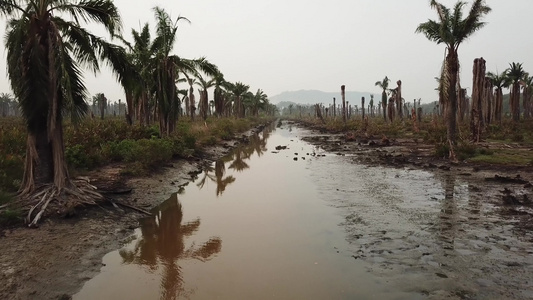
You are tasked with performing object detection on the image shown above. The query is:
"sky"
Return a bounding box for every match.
[1,0,532,104]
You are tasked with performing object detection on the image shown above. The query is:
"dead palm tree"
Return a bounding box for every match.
[1,0,130,225]
[375,76,390,121]
[416,0,491,160]
[521,73,533,119]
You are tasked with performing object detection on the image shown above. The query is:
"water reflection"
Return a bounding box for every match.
[197,160,236,196]
[198,126,272,196]
[438,175,458,249]
[119,193,222,299]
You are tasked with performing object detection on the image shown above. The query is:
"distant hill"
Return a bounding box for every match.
[271,90,374,109]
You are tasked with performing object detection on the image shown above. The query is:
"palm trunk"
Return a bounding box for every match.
[511,83,520,122]
[470,58,485,143]
[382,91,387,121]
[395,81,403,119]
[446,49,459,160]
[523,87,531,119]
[20,129,52,194]
[484,78,493,125]
[387,98,395,122]
[189,88,195,121]
[333,98,336,118]
[99,96,105,120]
[341,85,346,123]
[361,97,365,120]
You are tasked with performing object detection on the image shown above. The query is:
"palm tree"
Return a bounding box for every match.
[506,62,526,122]
[1,0,130,224]
[117,23,155,126]
[375,76,390,121]
[522,73,533,119]
[245,89,268,117]
[150,7,190,136]
[212,71,227,117]
[288,104,294,116]
[194,73,214,121]
[486,71,508,123]
[416,0,491,160]
[95,93,107,120]
[181,58,218,122]
[229,82,250,118]
[0,93,16,117]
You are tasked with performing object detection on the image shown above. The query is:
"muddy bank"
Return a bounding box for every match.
[294,121,533,299]
[0,122,270,300]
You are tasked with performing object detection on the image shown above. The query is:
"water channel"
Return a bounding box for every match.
[74,122,533,300]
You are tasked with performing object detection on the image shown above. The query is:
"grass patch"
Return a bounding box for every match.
[468,149,533,166]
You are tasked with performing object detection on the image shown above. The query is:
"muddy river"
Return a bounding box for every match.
[74,122,533,300]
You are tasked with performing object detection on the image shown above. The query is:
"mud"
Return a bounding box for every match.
[299,123,533,299]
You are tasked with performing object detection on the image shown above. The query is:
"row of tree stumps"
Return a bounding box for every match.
[310,81,423,124]
[469,57,533,143]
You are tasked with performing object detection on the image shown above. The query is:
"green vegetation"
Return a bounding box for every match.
[468,149,533,165]
[1,116,272,188]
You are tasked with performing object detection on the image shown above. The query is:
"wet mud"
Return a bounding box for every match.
[301,123,533,300]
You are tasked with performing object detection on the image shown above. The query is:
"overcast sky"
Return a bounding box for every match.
[1,0,532,104]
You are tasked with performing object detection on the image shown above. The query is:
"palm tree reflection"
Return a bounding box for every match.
[197,160,236,196]
[197,126,272,196]
[438,175,458,249]
[229,148,249,172]
[119,193,222,299]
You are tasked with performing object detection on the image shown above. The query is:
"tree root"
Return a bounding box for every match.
[22,178,104,227]
[0,178,152,227]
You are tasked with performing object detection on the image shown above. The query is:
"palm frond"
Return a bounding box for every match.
[51,0,122,36]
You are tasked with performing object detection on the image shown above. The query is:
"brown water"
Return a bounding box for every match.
[74,122,533,300]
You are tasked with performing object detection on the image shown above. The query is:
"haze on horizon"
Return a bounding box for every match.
[0,0,531,104]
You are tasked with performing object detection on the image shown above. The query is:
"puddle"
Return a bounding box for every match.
[74,122,533,300]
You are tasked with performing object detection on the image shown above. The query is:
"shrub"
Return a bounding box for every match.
[101,138,174,169]
[0,154,23,192]
[65,144,101,169]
